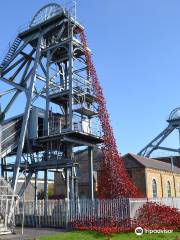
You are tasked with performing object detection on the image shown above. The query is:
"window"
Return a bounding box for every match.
[167,181,171,197]
[38,117,44,137]
[152,179,157,198]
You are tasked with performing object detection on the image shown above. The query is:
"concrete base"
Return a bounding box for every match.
[0,230,11,235]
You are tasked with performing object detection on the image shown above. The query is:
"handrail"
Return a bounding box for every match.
[2,118,22,132]
[2,128,20,144]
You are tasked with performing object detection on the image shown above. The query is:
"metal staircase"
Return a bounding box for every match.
[0,177,16,234]
[0,118,22,234]
[1,117,22,158]
[0,37,21,72]
[0,214,5,229]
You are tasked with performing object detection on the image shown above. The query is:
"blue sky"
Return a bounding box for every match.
[1,0,180,155]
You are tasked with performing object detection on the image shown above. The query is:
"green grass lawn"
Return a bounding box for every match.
[39,230,180,240]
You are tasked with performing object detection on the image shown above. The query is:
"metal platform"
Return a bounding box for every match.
[49,90,69,105]
[49,90,96,105]
[4,158,78,173]
[35,130,103,146]
[18,10,84,41]
[74,107,97,117]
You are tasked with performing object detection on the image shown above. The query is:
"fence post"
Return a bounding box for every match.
[128,198,131,220]
[4,198,8,230]
[65,198,70,229]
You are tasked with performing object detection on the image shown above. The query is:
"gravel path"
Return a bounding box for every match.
[0,227,65,240]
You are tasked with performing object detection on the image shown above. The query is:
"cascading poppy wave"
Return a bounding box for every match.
[76,30,180,236]
[71,202,180,234]
[79,30,143,198]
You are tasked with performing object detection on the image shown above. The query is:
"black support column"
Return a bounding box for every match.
[88,146,94,200]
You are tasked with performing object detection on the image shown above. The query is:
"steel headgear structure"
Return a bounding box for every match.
[0,2,141,233]
[139,107,180,157]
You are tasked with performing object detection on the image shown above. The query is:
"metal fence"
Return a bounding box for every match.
[129,197,180,218]
[15,197,180,228]
[15,198,130,228]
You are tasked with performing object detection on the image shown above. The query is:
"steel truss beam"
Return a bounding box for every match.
[138,120,180,157]
[11,36,42,192]
[0,6,101,226]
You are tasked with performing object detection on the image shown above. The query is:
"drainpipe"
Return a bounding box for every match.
[170,156,174,171]
[160,173,164,198]
[171,156,176,197]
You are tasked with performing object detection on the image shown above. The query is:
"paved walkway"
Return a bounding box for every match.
[0,227,65,240]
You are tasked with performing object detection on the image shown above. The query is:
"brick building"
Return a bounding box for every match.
[54,148,180,198]
[123,153,180,198]
[54,148,102,198]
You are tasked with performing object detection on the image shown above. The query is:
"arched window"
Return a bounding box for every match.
[167,181,171,197]
[152,179,157,198]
